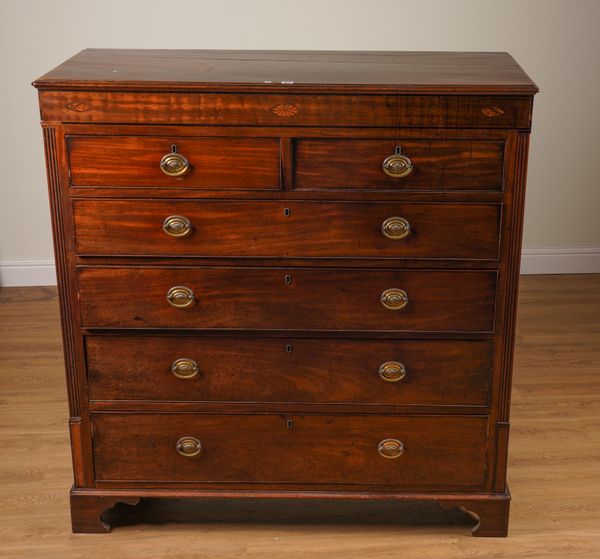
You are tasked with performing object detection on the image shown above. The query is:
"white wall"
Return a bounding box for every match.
[1,0,599,285]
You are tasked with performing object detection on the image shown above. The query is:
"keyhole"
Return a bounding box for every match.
[171,144,178,153]
[285,344,293,353]
[283,208,291,217]
[286,419,293,429]
[285,274,292,285]
[395,145,402,155]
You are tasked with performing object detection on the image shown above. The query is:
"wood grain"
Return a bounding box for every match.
[59,124,513,201]
[33,50,539,94]
[73,200,501,260]
[85,336,492,407]
[91,413,488,488]
[38,90,533,128]
[67,135,281,189]
[294,138,505,190]
[77,267,497,332]
[1,276,598,556]
[43,128,80,417]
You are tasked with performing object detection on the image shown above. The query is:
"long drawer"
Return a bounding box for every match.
[91,413,488,488]
[77,267,497,332]
[73,200,501,260]
[86,336,492,406]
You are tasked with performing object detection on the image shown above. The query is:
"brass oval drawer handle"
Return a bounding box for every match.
[160,144,190,177]
[378,438,404,459]
[166,285,196,308]
[380,288,408,311]
[176,436,202,457]
[379,361,407,382]
[162,215,193,238]
[382,216,411,240]
[171,358,199,379]
[382,148,413,178]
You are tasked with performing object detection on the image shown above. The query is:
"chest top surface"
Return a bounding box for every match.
[33,49,538,94]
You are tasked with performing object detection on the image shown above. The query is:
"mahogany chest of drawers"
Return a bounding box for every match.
[34,50,537,536]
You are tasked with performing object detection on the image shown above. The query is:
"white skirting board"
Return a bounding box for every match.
[519,247,600,275]
[0,260,57,287]
[1,249,599,286]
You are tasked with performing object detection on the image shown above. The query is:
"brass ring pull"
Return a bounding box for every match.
[160,145,190,177]
[379,361,407,382]
[176,436,202,457]
[380,288,408,311]
[171,358,199,379]
[382,217,411,240]
[378,438,404,459]
[166,286,196,308]
[162,215,193,238]
[382,148,413,178]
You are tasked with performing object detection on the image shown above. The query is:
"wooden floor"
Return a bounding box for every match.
[0,275,599,558]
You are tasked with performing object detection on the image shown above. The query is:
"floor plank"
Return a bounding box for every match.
[0,276,599,558]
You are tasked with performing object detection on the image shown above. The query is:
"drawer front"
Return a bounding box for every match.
[86,337,492,406]
[92,413,488,488]
[67,136,280,189]
[40,91,532,128]
[78,267,496,332]
[73,200,501,260]
[294,138,505,191]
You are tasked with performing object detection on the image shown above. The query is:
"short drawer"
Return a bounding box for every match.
[294,138,504,191]
[67,135,280,189]
[77,267,497,332]
[73,200,501,260]
[92,413,488,488]
[86,336,492,407]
